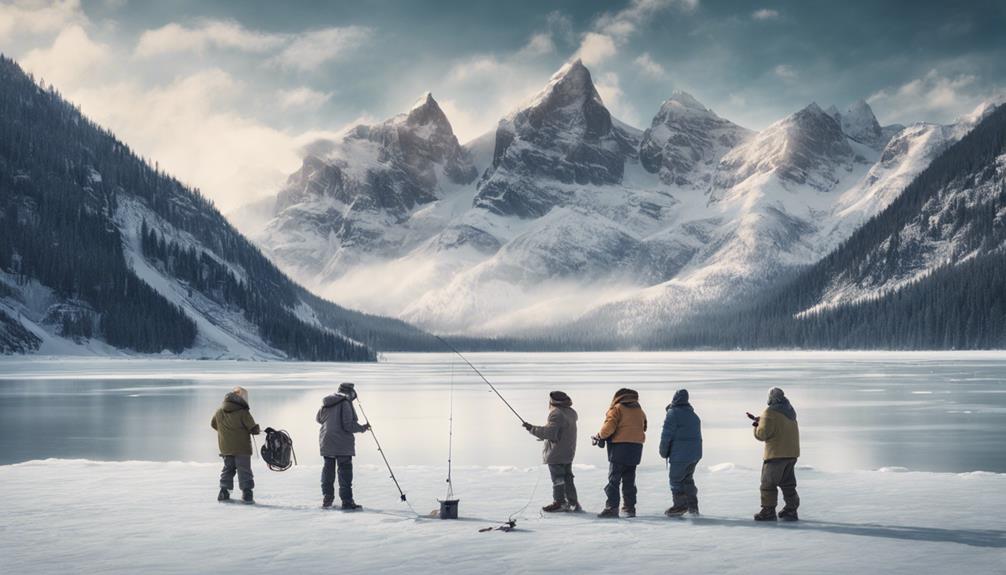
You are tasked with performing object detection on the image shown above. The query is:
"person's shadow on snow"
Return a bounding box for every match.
[639,517,1006,548]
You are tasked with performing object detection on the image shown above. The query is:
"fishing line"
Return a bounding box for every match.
[433,335,526,424]
[446,356,455,500]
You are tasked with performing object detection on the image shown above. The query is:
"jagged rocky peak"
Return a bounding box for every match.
[473,59,639,219]
[275,91,476,219]
[714,102,853,193]
[640,90,751,186]
[840,99,884,146]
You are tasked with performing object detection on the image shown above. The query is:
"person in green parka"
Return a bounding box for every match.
[211,386,261,504]
[752,387,800,521]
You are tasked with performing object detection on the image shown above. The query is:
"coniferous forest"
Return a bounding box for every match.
[0,55,431,359]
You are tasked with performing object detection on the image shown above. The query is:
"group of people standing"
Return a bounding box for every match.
[520,386,801,521]
[209,383,802,521]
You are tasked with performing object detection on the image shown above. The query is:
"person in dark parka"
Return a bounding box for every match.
[593,388,647,518]
[659,389,702,517]
[317,382,370,510]
[211,386,260,504]
[523,391,580,512]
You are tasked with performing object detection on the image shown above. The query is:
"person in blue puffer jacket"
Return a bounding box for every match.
[658,389,702,517]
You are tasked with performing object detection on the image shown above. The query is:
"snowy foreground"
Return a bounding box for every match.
[3,460,1004,574]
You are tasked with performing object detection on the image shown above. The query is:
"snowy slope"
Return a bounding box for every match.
[2,460,1003,574]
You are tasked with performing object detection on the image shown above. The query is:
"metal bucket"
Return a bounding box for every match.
[438,499,459,519]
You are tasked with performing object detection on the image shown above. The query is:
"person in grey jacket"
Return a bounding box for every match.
[317,382,370,510]
[658,389,702,517]
[523,391,580,512]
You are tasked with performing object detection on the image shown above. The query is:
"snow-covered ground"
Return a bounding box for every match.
[2,352,1005,573]
[2,459,1003,574]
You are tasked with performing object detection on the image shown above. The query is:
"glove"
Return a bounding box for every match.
[522,422,533,431]
[264,427,275,434]
[363,423,371,431]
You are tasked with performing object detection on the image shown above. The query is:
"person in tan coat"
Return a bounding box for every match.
[752,387,800,521]
[211,386,261,504]
[593,388,647,518]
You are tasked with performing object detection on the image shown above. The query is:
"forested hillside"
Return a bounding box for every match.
[0,55,429,359]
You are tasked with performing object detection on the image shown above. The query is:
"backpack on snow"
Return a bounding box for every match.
[261,427,297,472]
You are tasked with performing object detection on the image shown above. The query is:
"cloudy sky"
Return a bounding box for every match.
[3,0,1004,212]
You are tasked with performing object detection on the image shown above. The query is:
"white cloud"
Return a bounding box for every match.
[278,86,332,110]
[577,0,695,67]
[868,69,1002,124]
[751,8,780,21]
[270,26,372,71]
[518,32,555,57]
[594,71,639,126]
[0,0,86,44]
[773,64,797,80]
[135,20,284,58]
[634,52,666,79]
[576,32,617,66]
[21,24,109,88]
[448,55,505,82]
[596,0,697,42]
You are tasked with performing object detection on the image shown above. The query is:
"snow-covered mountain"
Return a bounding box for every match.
[249,59,992,338]
[0,56,428,358]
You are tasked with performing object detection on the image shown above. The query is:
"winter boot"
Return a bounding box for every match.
[753,507,777,521]
[241,489,254,504]
[217,488,230,502]
[665,493,688,517]
[341,501,363,511]
[622,505,636,518]
[597,507,619,518]
[779,507,799,522]
[542,501,565,513]
[687,495,700,516]
[322,496,334,509]
[665,505,688,517]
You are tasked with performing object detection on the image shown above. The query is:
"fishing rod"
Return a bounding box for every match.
[354,394,413,511]
[433,335,526,425]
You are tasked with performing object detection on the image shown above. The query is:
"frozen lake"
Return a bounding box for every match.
[1,351,1005,472]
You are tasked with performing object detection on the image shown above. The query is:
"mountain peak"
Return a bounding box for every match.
[840,99,883,146]
[523,59,601,112]
[405,91,450,128]
[665,90,708,111]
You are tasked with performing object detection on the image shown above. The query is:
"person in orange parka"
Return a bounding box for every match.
[592,388,647,518]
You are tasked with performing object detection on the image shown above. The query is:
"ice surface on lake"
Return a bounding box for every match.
[2,351,1006,472]
[1,460,1003,574]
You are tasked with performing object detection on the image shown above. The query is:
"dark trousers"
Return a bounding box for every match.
[547,463,578,505]
[322,456,354,503]
[604,462,638,509]
[760,458,799,509]
[219,455,254,491]
[668,461,699,508]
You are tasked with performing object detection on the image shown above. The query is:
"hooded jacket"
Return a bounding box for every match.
[210,392,260,456]
[658,391,702,463]
[317,392,368,457]
[754,395,800,461]
[528,394,578,465]
[598,389,647,444]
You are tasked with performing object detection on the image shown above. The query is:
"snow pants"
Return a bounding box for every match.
[548,463,579,505]
[604,462,638,509]
[219,455,254,491]
[760,457,799,509]
[322,456,354,503]
[668,460,699,508]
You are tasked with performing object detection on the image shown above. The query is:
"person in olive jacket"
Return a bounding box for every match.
[211,386,261,504]
[593,388,647,518]
[317,382,370,510]
[523,391,580,512]
[659,389,702,517]
[752,387,801,521]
